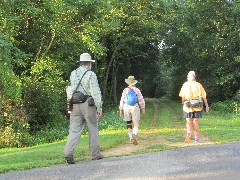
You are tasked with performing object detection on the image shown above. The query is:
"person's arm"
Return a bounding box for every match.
[89,72,103,114]
[179,83,185,105]
[182,97,186,105]
[203,98,209,112]
[135,88,145,115]
[200,83,209,112]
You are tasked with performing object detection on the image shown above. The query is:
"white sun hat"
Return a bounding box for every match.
[79,53,95,62]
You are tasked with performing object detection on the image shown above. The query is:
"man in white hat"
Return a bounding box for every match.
[64,53,103,164]
[119,76,145,145]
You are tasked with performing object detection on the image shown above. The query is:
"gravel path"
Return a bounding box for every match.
[1,141,240,180]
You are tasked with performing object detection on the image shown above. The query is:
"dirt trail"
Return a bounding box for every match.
[102,99,213,158]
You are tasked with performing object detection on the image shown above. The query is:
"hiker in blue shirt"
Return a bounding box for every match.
[119,76,145,145]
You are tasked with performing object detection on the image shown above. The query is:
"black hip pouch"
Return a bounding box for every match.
[88,97,95,106]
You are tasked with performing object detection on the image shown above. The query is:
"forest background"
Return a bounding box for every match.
[0,0,239,148]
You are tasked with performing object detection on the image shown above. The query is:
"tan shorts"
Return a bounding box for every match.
[123,104,140,122]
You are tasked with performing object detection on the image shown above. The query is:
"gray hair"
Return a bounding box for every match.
[80,61,91,66]
[187,71,196,81]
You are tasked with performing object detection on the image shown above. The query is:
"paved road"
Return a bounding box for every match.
[1,142,240,180]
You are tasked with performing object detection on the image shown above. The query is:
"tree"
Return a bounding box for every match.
[157,0,240,102]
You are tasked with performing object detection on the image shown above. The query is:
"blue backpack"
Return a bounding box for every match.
[125,88,138,105]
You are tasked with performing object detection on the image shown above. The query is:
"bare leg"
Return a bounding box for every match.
[193,118,199,142]
[128,128,132,133]
[185,118,193,143]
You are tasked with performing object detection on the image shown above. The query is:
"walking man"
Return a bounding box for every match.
[64,53,103,164]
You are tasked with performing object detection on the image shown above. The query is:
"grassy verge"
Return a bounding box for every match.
[0,99,239,173]
[0,129,130,174]
[201,112,240,143]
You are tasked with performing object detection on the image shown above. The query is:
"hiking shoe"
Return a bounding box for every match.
[65,156,75,164]
[133,135,138,145]
[195,139,199,143]
[184,133,192,143]
[129,139,133,144]
[92,154,104,160]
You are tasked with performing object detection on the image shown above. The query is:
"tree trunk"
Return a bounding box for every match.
[0,79,2,113]
[102,44,120,101]
[113,65,119,104]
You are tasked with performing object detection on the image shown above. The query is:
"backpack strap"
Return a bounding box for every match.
[127,87,132,91]
[128,87,137,94]
[74,70,89,92]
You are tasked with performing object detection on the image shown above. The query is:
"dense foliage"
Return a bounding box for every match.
[0,0,239,148]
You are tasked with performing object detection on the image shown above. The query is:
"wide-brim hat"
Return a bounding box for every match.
[125,76,138,85]
[79,53,95,62]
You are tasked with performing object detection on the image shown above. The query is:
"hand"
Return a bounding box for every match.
[97,112,103,119]
[205,106,209,113]
[142,108,145,116]
[120,110,123,117]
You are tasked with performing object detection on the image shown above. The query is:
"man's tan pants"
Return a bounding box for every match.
[64,101,101,158]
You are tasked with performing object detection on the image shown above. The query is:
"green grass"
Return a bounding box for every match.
[0,129,129,174]
[200,112,240,143]
[0,99,239,174]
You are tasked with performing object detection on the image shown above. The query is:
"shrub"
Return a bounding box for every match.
[211,100,239,116]
[99,107,125,130]
[0,104,31,148]
[22,57,68,131]
[233,90,240,116]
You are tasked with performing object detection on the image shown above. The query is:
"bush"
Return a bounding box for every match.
[22,58,68,131]
[0,103,31,148]
[233,90,240,116]
[211,100,240,116]
[99,107,125,130]
[24,122,69,146]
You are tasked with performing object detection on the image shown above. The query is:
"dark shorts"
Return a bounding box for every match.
[183,111,203,118]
